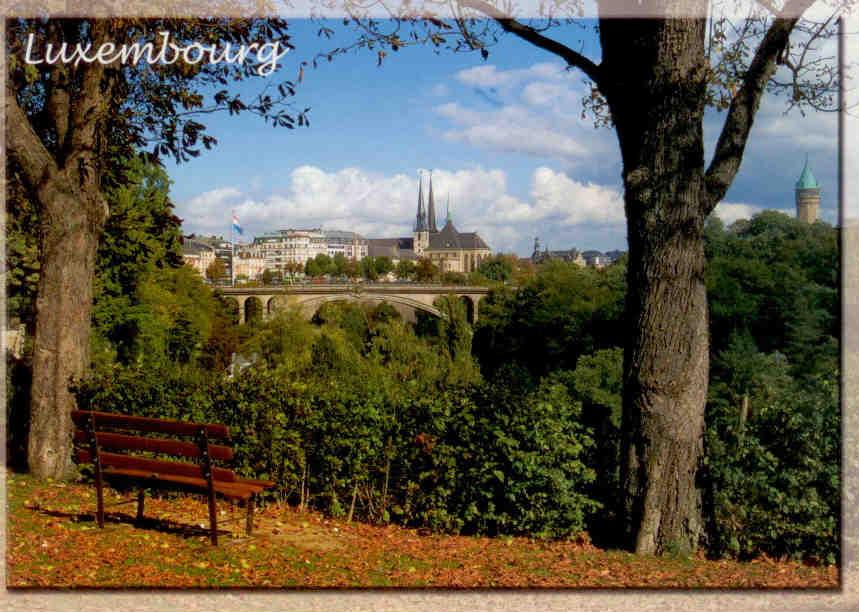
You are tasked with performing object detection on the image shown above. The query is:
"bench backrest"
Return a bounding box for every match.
[71,410,238,484]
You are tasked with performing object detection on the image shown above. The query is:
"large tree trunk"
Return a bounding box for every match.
[600,10,710,555]
[27,175,107,478]
[463,0,802,557]
[6,21,113,479]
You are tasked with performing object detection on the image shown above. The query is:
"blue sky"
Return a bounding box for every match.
[167,19,839,256]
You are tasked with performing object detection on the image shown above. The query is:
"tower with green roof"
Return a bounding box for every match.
[795,155,820,223]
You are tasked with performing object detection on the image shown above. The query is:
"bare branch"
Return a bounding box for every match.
[703,0,815,213]
[457,0,603,87]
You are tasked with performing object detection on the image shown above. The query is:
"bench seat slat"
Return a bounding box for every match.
[234,477,275,488]
[74,430,234,462]
[100,469,269,501]
[72,410,230,440]
[77,450,237,483]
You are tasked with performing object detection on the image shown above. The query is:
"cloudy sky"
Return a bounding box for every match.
[166,18,840,256]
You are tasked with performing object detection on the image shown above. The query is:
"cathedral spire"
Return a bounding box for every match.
[414,170,427,232]
[427,171,438,232]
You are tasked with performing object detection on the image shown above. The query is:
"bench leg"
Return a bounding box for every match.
[136,489,145,523]
[95,475,105,528]
[207,491,218,546]
[246,497,255,536]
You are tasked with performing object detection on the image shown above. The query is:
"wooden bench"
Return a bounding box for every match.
[71,410,274,545]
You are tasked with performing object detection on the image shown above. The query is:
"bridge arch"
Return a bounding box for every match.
[220,296,242,324]
[292,294,443,321]
[460,295,476,324]
[266,295,286,316]
[219,285,489,325]
[244,296,263,324]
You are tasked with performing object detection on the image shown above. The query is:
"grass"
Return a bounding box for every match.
[5,471,839,589]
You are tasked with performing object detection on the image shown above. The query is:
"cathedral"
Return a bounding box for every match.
[368,171,491,273]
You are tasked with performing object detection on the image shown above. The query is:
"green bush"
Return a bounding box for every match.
[703,214,839,563]
[451,374,598,537]
[704,334,839,563]
[74,307,600,539]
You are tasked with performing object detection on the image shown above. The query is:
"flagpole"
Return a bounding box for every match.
[230,210,235,287]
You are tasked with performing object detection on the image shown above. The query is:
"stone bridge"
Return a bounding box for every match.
[218,284,492,325]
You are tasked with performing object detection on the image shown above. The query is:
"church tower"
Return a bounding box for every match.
[414,171,429,255]
[795,155,820,223]
[426,171,438,232]
[414,170,427,232]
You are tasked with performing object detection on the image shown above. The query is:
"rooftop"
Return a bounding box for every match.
[796,156,819,190]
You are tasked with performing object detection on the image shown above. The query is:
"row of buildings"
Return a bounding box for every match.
[182,172,492,281]
[529,239,625,268]
[182,229,369,280]
[186,156,824,281]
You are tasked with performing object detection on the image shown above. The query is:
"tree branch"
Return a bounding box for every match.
[5,82,58,191]
[45,20,72,153]
[66,22,113,159]
[702,0,815,213]
[457,0,603,87]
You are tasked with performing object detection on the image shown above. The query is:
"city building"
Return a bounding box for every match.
[530,237,585,266]
[233,252,268,280]
[422,207,492,273]
[530,237,625,268]
[252,229,369,275]
[581,250,607,268]
[367,237,418,262]
[795,156,821,223]
[368,171,491,273]
[324,229,369,261]
[181,236,217,277]
[252,228,327,273]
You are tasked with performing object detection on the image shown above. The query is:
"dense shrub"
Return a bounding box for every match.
[74,306,599,539]
[451,374,598,537]
[472,259,626,380]
[704,337,839,563]
[703,214,839,563]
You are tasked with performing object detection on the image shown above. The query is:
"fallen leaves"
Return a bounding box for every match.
[5,471,840,589]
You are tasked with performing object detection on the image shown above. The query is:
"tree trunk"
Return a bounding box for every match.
[27,174,107,479]
[600,11,710,555]
[6,23,113,479]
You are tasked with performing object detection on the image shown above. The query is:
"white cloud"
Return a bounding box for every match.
[753,112,836,152]
[455,62,574,88]
[436,62,614,166]
[177,165,628,254]
[530,167,626,225]
[184,186,243,211]
[455,62,571,89]
[429,82,450,97]
[713,201,765,224]
[521,81,581,108]
[179,166,416,239]
[436,102,589,159]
